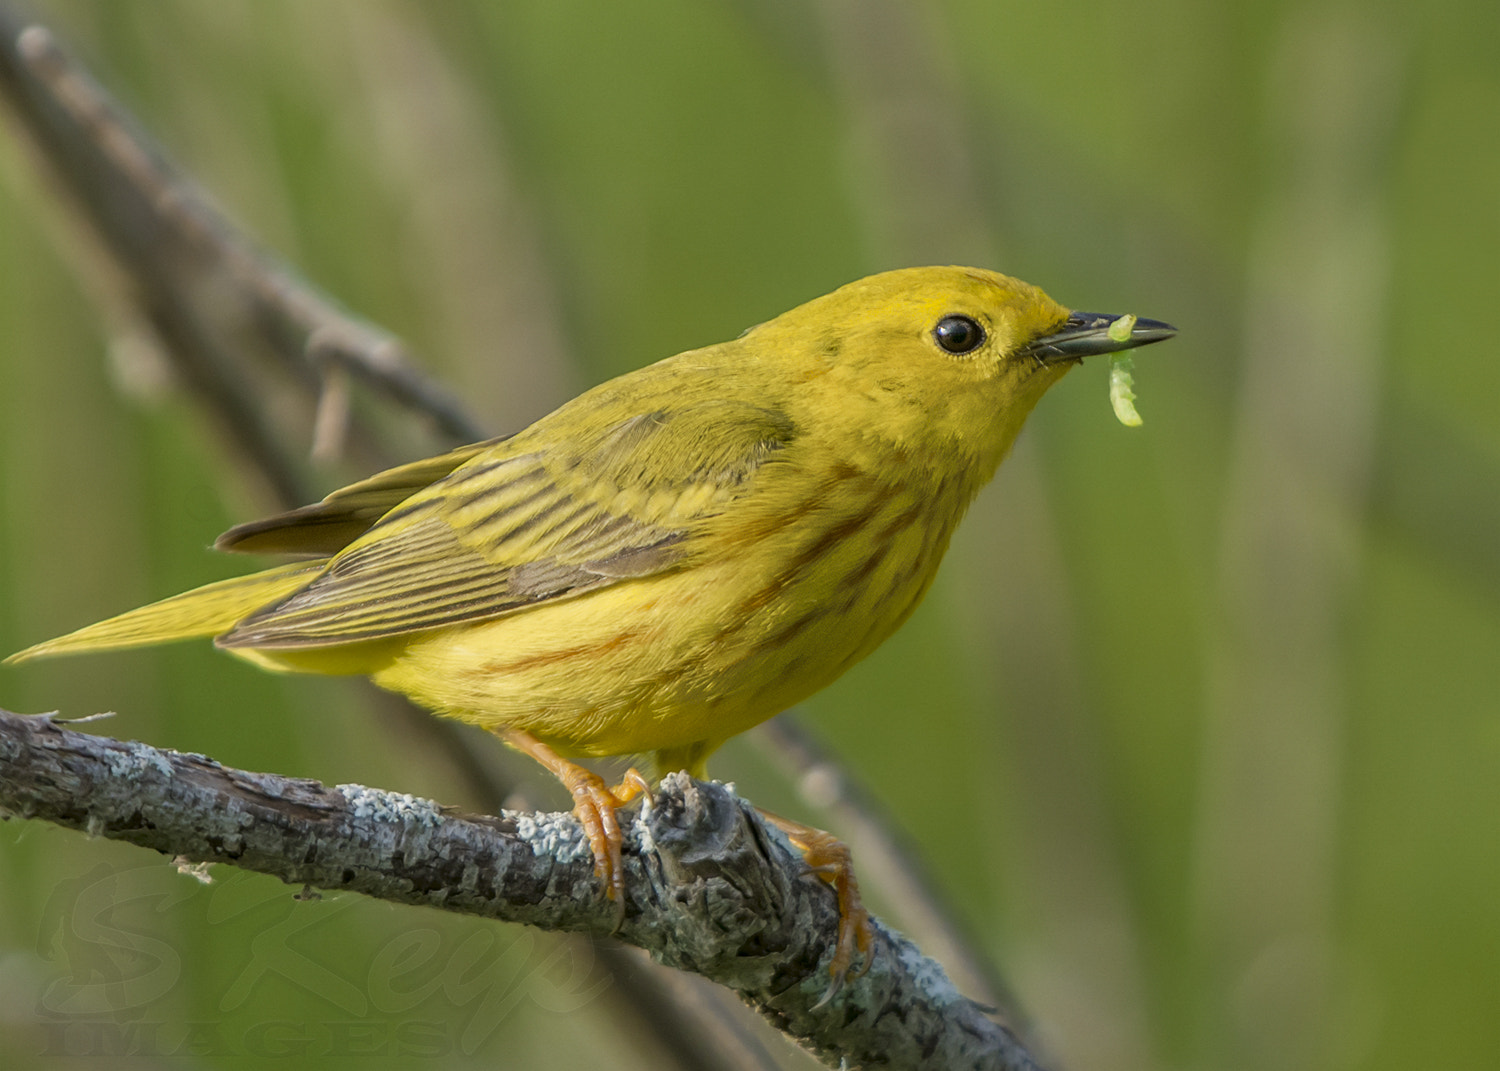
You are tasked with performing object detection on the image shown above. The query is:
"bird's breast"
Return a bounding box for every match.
[377,465,968,758]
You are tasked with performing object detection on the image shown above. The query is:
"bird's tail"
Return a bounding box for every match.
[4,560,325,664]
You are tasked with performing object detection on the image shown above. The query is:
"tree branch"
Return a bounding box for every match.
[0,708,1043,1071]
[0,11,485,456]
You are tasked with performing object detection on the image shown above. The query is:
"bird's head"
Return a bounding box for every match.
[746,265,1176,481]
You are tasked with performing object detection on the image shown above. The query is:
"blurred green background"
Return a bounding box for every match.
[1,1,1497,1069]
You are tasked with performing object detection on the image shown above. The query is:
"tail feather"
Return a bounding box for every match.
[4,560,326,664]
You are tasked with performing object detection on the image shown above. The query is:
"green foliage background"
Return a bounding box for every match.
[1,2,1496,1068]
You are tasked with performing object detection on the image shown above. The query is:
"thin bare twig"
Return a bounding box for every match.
[0,14,484,463]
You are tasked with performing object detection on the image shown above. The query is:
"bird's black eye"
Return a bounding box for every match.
[933,315,985,355]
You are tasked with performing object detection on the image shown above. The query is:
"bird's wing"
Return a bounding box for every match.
[215,436,511,556]
[217,401,796,648]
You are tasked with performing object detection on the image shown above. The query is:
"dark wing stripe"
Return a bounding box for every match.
[439,455,531,491]
[216,439,507,556]
[324,523,453,575]
[470,489,577,548]
[237,570,496,627]
[361,496,445,532]
[223,501,674,647]
[457,468,554,523]
[279,569,500,619]
[500,497,600,549]
[581,533,687,578]
[218,402,798,647]
[559,510,637,549]
[242,578,595,642]
[230,582,522,643]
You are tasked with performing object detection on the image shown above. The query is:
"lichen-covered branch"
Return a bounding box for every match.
[0,708,1043,1071]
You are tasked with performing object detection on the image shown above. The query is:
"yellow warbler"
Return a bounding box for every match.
[8,266,1175,979]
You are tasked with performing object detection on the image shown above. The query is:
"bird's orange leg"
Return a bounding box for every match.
[499,729,650,918]
[759,809,874,997]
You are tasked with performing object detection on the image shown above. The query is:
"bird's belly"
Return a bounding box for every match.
[371,503,946,759]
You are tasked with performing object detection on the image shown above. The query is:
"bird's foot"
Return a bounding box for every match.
[499,729,649,925]
[760,810,874,1003]
[559,764,650,920]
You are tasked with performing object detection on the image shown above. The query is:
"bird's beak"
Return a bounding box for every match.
[1023,312,1177,363]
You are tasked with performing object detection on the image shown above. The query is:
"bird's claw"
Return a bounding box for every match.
[561,765,650,929]
[761,811,875,1003]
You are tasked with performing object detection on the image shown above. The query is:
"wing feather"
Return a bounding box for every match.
[216,436,509,555]
[217,402,795,648]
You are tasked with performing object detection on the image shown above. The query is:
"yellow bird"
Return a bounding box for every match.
[8,266,1174,980]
